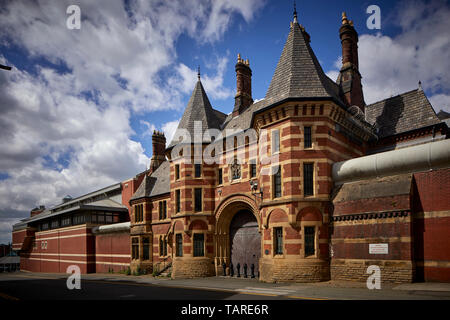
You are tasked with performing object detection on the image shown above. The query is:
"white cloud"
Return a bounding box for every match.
[429,94,450,113]
[326,0,450,111]
[169,56,234,100]
[0,0,266,243]
[140,120,157,137]
[162,120,181,144]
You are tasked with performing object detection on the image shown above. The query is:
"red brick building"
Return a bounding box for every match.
[12,11,450,283]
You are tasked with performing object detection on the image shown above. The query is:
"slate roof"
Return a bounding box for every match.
[167,80,226,148]
[437,110,450,120]
[365,88,441,138]
[130,161,170,201]
[264,21,344,107]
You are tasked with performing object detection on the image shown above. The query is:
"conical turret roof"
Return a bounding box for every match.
[168,79,226,148]
[264,20,343,106]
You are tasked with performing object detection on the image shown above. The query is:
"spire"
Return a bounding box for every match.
[265,15,343,106]
[342,12,348,25]
[167,79,223,148]
[293,1,298,24]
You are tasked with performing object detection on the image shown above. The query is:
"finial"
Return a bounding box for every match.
[418,80,423,91]
[342,12,349,25]
[237,53,242,63]
[293,1,298,24]
[197,65,200,80]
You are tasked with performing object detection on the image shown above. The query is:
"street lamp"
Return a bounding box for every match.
[249,180,263,199]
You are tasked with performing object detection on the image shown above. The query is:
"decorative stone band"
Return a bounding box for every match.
[331,210,411,222]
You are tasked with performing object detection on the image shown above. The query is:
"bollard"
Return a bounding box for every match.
[236,263,241,277]
[243,263,248,278]
[230,263,234,277]
[251,263,255,278]
[222,262,226,276]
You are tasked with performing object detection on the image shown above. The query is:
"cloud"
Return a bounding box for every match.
[169,56,234,100]
[162,120,181,143]
[326,0,450,111]
[0,0,266,243]
[429,94,450,113]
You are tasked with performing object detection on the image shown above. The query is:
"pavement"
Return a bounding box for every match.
[1,271,450,300]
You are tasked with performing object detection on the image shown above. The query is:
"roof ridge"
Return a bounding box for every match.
[366,88,422,107]
[168,79,222,148]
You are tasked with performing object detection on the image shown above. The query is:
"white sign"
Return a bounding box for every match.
[369,243,388,254]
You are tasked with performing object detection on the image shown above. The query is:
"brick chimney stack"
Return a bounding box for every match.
[337,12,366,112]
[150,130,166,174]
[30,205,45,217]
[232,53,253,116]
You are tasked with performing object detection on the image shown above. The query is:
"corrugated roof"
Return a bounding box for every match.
[365,89,441,138]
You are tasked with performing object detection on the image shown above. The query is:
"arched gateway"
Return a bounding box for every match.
[214,195,261,277]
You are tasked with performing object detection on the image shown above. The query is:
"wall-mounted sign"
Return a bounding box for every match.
[369,243,388,254]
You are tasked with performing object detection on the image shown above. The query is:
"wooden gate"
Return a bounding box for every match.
[230,210,261,277]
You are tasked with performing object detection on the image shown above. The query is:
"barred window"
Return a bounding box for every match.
[194,188,202,212]
[51,219,59,229]
[135,204,144,222]
[193,233,204,257]
[304,226,315,257]
[162,201,167,219]
[61,216,71,227]
[143,237,150,260]
[304,126,312,148]
[132,237,139,260]
[175,164,180,180]
[303,163,314,196]
[274,227,283,255]
[272,165,282,198]
[163,237,167,256]
[195,164,202,178]
[160,236,167,257]
[250,160,256,178]
[272,129,280,154]
[176,233,183,257]
[175,190,181,213]
[218,168,223,185]
[73,214,86,225]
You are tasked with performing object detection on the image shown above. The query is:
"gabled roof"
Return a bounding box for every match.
[365,88,441,138]
[264,21,344,107]
[130,161,170,201]
[168,80,225,148]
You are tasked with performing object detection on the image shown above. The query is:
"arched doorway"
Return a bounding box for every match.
[214,195,261,277]
[230,210,261,277]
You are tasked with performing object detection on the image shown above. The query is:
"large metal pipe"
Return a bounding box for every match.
[332,139,450,184]
[91,222,130,234]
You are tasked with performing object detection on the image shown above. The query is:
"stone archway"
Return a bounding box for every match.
[214,195,261,276]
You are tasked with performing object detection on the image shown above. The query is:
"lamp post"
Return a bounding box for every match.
[249,180,263,199]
